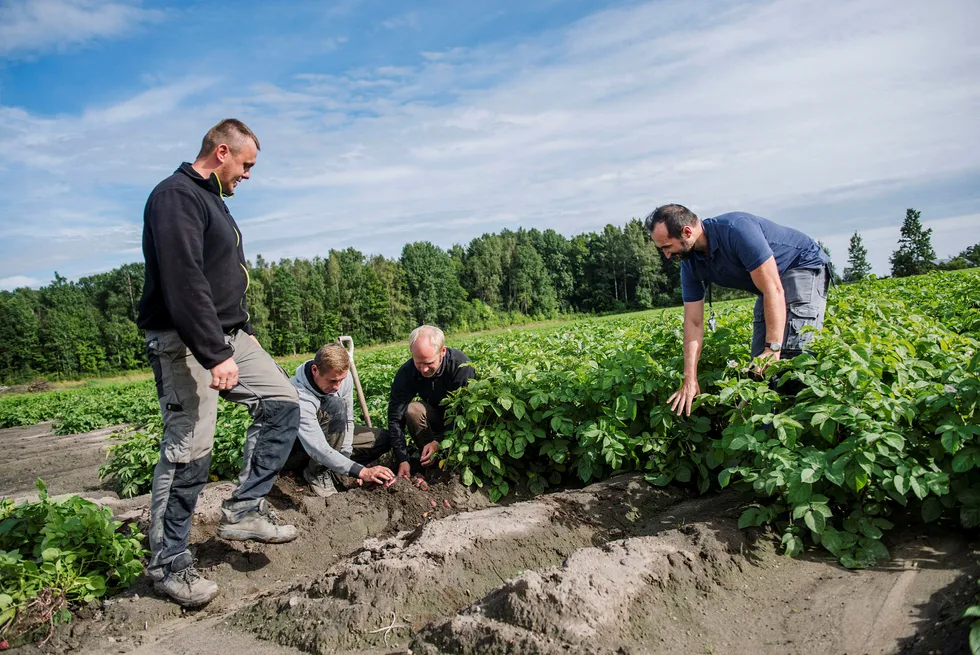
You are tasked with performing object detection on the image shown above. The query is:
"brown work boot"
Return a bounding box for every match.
[217,499,298,543]
[153,551,218,607]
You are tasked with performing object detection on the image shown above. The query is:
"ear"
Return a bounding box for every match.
[215,143,230,163]
[682,225,693,238]
[311,363,318,377]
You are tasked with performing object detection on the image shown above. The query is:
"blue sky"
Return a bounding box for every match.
[1,0,978,290]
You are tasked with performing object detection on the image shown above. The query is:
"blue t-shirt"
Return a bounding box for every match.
[680,212,828,302]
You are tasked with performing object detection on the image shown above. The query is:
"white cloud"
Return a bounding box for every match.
[0,275,44,290]
[0,0,163,56]
[82,77,216,126]
[1,0,978,282]
[318,36,349,53]
[0,77,217,180]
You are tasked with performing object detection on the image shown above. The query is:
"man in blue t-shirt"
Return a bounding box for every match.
[644,204,831,416]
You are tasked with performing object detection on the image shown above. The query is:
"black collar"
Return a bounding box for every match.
[304,361,322,393]
[178,162,231,198]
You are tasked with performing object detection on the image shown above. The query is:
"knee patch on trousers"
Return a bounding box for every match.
[250,399,300,470]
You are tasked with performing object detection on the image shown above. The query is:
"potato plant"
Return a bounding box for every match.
[0,381,158,435]
[965,582,980,654]
[440,270,980,568]
[0,480,146,645]
[702,289,979,567]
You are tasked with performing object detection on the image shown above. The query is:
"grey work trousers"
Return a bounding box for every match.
[145,329,299,575]
[751,265,830,358]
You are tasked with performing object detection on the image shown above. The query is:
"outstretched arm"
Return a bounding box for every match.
[667,300,705,416]
[296,397,364,478]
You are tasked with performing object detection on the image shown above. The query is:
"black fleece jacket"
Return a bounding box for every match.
[137,163,253,370]
[386,348,475,463]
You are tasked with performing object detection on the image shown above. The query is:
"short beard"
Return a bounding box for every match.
[676,241,695,260]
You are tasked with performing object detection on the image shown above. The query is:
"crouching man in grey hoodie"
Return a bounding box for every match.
[290,343,395,496]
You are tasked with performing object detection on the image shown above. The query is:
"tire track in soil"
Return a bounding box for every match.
[0,422,122,499]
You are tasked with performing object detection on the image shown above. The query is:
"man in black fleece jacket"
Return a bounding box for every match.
[137,119,300,608]
[387,325,476,480]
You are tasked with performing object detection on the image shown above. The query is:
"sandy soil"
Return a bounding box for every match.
[1,423,977,655]
[0,422,121,499]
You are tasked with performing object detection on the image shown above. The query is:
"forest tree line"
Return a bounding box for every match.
[2,209,976,383]
[0,220,681,382]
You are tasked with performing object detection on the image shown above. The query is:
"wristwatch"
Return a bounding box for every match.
[767,342,782,352]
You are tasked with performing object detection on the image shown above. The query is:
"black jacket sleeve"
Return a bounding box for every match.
[386,363,416,464]
[146,188,233,369]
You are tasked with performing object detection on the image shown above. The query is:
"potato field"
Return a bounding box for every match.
[1,268,979,652]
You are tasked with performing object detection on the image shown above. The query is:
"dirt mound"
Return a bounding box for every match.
[229,477,690,653]
[10,466,488,654]
[413,523,744,654]
[414,529,978,655]
[227,478,978,655]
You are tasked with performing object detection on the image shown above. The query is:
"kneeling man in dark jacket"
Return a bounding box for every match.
[388,325,476,480]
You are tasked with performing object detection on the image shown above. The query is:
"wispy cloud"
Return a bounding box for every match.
[0,275,44,291]
[1,0,978,284]
[236,0,980,262]
[82,77,217,126]
[0,76,217,176]
[380,12,420,31]
[0,0,163,57]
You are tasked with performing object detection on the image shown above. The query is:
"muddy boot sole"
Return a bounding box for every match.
[216,524,298,543]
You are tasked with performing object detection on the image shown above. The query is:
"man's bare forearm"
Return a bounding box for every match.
[682,320,704,381]
[763,289,786,344]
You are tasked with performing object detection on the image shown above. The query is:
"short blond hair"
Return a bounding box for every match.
[197,118,260,159]
[409,325,445,351]
[313,343,350,373]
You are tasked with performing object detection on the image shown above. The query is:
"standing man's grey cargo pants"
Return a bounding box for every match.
[144,329,299,576]
[751,264,831,359]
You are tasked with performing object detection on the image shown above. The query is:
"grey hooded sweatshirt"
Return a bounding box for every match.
[291,360,364,478]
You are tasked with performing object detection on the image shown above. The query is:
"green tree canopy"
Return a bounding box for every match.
[890,208,936,278]
[843,232,872,282]
[401,241,467,328]
[937,242,980,271]
[7,209,963,382]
